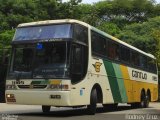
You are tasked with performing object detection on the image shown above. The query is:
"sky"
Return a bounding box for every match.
[63,0,160,4]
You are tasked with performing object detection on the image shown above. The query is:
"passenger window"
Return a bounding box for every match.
[148,58,157,73]
[120,46,130,63]
[131,52,140,67]
[91,31,106,57]
[108,42,120,60]
[140,56,147,69]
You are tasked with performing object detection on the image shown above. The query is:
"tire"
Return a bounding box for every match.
[131,91,147,108]
[87,89,97,115]
[103,103,118,110]
[144,95,149,108]
[42,105,51,113]
[135,91,146,108]
[140,92,146,108]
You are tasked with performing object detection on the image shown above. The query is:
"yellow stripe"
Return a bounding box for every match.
[120,65,130,79]
[133,81,158,102]
[120,65,158,102]
[120,65,133,102]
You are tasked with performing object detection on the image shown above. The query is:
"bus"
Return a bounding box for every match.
[5,19,158,114]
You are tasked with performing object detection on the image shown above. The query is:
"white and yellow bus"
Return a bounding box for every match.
[5,19,158,114]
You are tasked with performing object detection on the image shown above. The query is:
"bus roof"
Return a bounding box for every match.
[17,19,90,28]
[17,19,156,59]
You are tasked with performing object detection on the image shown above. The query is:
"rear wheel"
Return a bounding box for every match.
[131,91,147,108]
[144,95,149,108]
[87,89,97,115]
[139,91,146,108]
[42,105,51,113]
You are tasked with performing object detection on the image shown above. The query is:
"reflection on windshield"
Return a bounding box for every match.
[14,24,72,41]
[8,46,34,79]
[7,42,70,79]
[13,47,34,72]
[33,42,68,78]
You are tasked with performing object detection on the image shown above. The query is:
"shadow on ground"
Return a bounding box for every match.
[16,105,153,117]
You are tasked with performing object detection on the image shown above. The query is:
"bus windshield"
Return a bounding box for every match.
[7,42,70,79]
[13,24,72,41]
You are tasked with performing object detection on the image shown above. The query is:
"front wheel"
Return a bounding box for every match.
[42,105,51,113]
[87,89,97,115]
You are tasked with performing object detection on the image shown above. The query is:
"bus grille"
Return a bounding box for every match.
[17,85,47,89]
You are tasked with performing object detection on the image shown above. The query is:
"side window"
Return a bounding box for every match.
[91,31,106,57]
[120,46,130,63]
[131,51,140,67]
[148,58,157,73]
[74,24,88,45]
[140,55,147,69]
[108,41,120,61]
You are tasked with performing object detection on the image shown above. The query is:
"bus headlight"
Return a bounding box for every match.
[49,84,69,90]
[6,94,16,102]
[6,85,16,90]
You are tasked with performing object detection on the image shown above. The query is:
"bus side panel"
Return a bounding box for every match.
[90,59,114,104]
[128,67,158,102]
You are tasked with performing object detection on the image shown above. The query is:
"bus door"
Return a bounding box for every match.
[0,48,10,103]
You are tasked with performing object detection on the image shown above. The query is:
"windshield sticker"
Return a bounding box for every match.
[36,43,43,50]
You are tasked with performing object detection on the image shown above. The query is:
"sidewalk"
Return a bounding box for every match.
[148,102,160,110]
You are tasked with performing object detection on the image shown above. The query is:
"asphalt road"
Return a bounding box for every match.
[0,102,160,120]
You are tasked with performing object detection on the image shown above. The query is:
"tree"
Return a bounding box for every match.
[93,0,157,29]
[97,22,120,36]
[117,16,160,67]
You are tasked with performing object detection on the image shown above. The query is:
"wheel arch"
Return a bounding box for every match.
[92,83,103,103]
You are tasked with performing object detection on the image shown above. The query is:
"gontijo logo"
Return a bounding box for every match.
[93,62,102,72]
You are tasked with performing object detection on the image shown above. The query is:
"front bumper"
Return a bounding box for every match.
[6,90,71,106]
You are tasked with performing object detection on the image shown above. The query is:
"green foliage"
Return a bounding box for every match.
[117,16,160,63]
[0,30,15,49]
[93,0,157,28]
[97,22,120,36]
